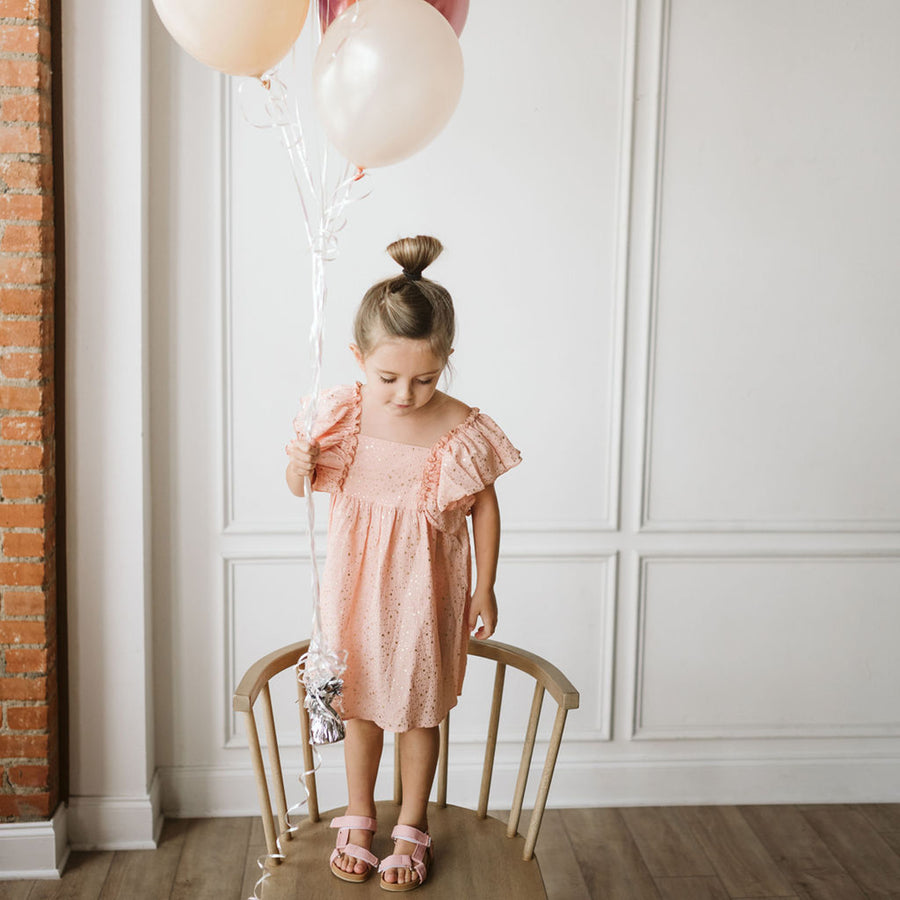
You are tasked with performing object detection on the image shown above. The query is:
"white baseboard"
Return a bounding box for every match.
[68,769,164,851]
[160,760,365,819]
[159,751,900,818]
[0,802,69,880]
[546,754,900,807]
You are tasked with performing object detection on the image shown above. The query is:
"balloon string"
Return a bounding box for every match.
[248,703,324,900]
[240,47,370,899]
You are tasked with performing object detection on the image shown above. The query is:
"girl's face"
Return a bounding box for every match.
[352,336,448,416]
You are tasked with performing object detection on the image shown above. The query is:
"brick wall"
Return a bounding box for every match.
[0,0,59,822]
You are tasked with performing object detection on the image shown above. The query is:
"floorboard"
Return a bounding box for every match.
[679,806,795,898]
[25,852,113,900]
[741,805,848,874]
[240,817,270,900]
[527,809,592,900]
[97,820,188,900]
[0,884,34,900]
[562,807,660,900]
[622,806,716,878]
[4,804,900,898]
[654,875,730,899]
[801,806,900,896]
[855,804,900,834]
[740,805,865,900]
[169,818,252,900]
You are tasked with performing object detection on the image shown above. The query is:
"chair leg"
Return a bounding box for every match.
[243,709,280,863]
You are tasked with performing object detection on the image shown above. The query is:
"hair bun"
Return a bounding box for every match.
[387,235,443,279]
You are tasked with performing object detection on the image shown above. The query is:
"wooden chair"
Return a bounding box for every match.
[233,637,579,898]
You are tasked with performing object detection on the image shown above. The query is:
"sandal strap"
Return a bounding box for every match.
[330,816,379,871]
[390,824,432,847]
[331,844,379,869]
[330,815,377,833]
[378,853,428,886]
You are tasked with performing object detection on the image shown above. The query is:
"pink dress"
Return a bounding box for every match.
[299,383,521,732]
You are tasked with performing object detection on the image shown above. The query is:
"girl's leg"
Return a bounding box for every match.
[334,717,384,876]
[381,725,440,886]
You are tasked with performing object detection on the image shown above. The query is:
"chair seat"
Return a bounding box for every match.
[256,799,547,899]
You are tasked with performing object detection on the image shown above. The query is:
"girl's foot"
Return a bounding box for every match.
[379,823,433,891]
[330,812,379,882]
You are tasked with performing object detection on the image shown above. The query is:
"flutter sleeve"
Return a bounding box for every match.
[291,383,361,493]
[419,410,521,530]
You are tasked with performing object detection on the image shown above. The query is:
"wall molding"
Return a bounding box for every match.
[221,76,237,534]
[642,516,900,535]
[67,770,163,852]
[0,803,69,881]
[634,0,670,534]
[221,0,637,536]
[631,552,900,740]
[225,553,617,745]
[633,0,900,535]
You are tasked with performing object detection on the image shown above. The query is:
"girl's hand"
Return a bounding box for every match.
[286,438,320,481]
[468,586,497,640]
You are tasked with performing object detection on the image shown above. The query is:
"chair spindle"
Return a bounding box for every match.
[393,736,402,805]
[243,708,279,860]
[260,683,291,840]
[507,681,544,838]
[437,713,449,807]
[296,678,319,822]
[523,705,569,860]
[477,661,506,818]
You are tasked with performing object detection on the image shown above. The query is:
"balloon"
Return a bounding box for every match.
[152,0,310,77]
[318,0,468,36]
[313,0,464,168]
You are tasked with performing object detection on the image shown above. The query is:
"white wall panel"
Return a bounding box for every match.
[227,554,615,746]
[225,0,628,533]
[635,555,900,739]
[227,558,312,746]
[490,556,616,741]
[643,0,900,529]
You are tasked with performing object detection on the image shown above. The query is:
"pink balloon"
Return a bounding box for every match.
[319,0,468,36]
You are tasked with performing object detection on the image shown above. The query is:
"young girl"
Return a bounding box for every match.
[285,235,520,891]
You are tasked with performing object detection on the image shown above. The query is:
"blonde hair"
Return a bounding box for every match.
[353,235,455,362]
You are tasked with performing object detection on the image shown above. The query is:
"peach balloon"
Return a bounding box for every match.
[319,0,469,36]
[313,0,464,168]
[152,0,310,77]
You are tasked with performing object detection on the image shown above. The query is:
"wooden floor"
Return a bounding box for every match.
[4,804,900,899]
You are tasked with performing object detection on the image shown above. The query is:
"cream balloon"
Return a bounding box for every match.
[152,0,310,77]
[313,0,464,168]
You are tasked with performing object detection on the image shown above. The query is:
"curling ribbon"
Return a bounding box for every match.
[238,17,369,900]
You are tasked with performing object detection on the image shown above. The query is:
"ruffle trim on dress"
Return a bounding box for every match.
[418,410,522,532]
[292,382,362,493]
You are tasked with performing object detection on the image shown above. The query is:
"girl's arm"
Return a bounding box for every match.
[285,438,319,497]
[469,483,501,640]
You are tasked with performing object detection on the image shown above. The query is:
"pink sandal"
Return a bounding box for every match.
[378,824,433,892]
[329,815,379,883]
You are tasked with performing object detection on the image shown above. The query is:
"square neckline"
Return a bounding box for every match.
[353,381,480,452]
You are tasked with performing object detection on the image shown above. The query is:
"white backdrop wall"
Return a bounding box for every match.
[65,0,900,842]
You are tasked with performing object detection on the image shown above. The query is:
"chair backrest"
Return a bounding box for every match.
[233,637,579,862]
